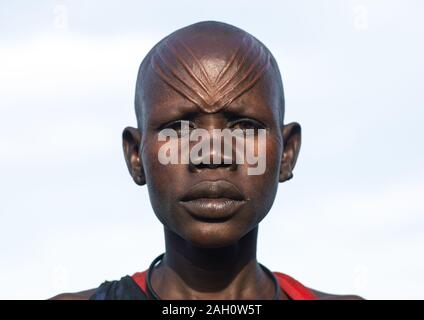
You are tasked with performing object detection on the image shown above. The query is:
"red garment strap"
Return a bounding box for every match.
[132,270,316,300]
[132,270,148,294]
[273,272,317,300]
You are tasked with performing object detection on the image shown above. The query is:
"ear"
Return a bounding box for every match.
[279,122,302,183]
[122,126,146,186]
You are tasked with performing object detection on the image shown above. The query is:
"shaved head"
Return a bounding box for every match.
[123,20,302,250]
[134,21,285,130]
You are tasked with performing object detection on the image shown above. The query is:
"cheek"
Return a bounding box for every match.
[141,139,184,214]
[242,134,281,179]
[142,141,164,192]
[246,138,281,215]
[265,136,282,177]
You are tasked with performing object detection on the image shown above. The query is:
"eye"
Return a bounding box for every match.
[228,118,265,131]
[161,120,196,135]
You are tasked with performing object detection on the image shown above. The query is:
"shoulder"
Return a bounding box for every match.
[48,288,97,300]
[273,271,364,300]
[49,275,148,300]
[308,288,365,300]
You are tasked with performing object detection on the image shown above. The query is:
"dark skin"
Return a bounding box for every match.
[50,21,363,300]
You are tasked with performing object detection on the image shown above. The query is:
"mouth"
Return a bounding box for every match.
[179,180,246,222]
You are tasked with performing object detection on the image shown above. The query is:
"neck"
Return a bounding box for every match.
[150,226,281,299]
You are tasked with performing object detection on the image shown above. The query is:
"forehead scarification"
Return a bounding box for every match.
[149,28,271,113]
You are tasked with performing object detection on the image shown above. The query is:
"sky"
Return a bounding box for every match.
[0,0,423,299]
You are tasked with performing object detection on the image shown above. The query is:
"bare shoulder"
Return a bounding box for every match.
[309,288,365,300]
[48,288,97,300]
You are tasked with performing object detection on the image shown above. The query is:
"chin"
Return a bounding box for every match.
[179,222,246,248]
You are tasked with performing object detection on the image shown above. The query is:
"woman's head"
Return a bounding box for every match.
[123,21,301,248]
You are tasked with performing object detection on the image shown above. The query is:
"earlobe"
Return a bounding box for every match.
[279,122,302,183]
[122,126,146,186]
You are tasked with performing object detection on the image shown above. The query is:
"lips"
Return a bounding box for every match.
[179,180,246,222]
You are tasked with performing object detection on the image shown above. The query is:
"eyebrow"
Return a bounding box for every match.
[155,104,273,128]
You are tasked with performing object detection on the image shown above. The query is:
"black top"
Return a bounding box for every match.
[89,275,148,300]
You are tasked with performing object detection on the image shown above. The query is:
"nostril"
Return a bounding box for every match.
[189,148,237,171]
[189,159,236,172]
[196,162,231,169]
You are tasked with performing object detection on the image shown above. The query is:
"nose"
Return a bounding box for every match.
[189,132,238,172]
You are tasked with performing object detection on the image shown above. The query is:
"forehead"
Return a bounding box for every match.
[139,62,281,125]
